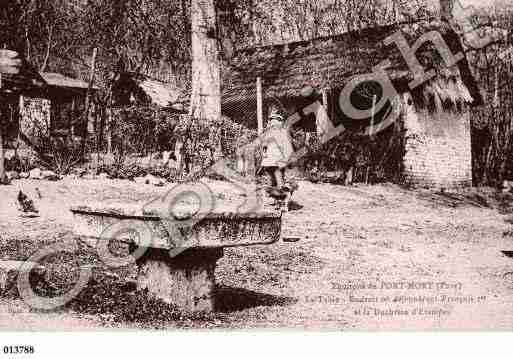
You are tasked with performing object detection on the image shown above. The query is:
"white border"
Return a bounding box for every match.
[0,332,512,359]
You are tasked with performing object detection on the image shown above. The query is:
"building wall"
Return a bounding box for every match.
[19,96,51,145]
[402,92,472,189]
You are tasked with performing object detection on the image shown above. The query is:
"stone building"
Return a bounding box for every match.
[38,72,99,137]
[220,19,484,189]
[14,71,98,146]
[0,57,46,148]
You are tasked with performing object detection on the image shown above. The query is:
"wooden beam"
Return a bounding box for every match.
[0,115,5,183]
[71,97,75,137]
[322,89,328,111]
[0,73,4,183]
[370,94,377,138]
[256,77,263,135]
[85,48,97,135]
[81,47,97,158]
[318,89,329,137]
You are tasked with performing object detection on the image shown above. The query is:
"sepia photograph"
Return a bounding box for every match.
[0,0,512,352]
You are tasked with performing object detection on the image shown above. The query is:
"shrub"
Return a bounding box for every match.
[294,118,405,184]
[111,106,179,156]
[5,155,37,173]
[173,114,258,176]
[34,137,83,175]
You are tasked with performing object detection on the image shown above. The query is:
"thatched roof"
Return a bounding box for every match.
[112,72,184,110]
[220,19,483,117]
[40,72,99,91]
[460,24,507,53]
[0,59,46,94]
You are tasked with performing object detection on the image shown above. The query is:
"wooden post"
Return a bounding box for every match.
[494,65,499,107]
[322,89,328,111]
[0,110,4,184]
[256,77,263,135]
[105,87,113,155]
[175,138,184,174]
[363,94,378,186]
[370,94,377,138]
[319,89,329,138]
[106,105,112,155]
[70,97,75,137]
[0,73,4,184]
[85,48,97,135]
[81,48,97,157]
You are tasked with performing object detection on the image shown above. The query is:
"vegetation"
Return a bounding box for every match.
[0,0,513,185]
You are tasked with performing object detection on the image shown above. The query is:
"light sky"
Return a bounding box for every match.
[421,0,512,9]
[454,0,511,8]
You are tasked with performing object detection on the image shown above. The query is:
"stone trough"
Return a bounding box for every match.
[70,202,282,313]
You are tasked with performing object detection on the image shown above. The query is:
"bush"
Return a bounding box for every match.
[97,159,147,180]
[148,165,180,181]
[96,157,180,181]
[29,136,83,175]
[169,114,257,177]
[111,106,179,156]
[294,118,405,184]
[5,155,37,173]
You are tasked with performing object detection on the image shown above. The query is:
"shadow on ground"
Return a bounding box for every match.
[416,191,492,209]
[288,201,304,211]
[502,251,513,259]
[214,285,297,313]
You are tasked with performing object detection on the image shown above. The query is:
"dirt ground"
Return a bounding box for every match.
[0,178,512,330]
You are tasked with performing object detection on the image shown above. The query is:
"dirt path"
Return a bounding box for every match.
[0,179,512,330]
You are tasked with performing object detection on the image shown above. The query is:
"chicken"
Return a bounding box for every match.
[17,190,38,215]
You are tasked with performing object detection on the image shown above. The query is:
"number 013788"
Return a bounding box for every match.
[2,346,35,355]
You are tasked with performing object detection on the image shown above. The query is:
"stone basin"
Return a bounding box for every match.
[70,201,283,313]
[71,201,282,250]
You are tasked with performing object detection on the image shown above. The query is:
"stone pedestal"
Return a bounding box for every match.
[136,248,223,313]
[71,201,283,314]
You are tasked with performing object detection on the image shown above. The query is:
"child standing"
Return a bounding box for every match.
[260,107,294,197]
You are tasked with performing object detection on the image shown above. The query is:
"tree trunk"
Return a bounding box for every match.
[190,0,221,122]
[106,107,112,155]
[0,119,5,184]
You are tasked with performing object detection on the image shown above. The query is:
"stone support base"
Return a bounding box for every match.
[136,248,223,313]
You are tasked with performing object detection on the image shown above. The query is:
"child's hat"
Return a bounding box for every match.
[269,107,285,121]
